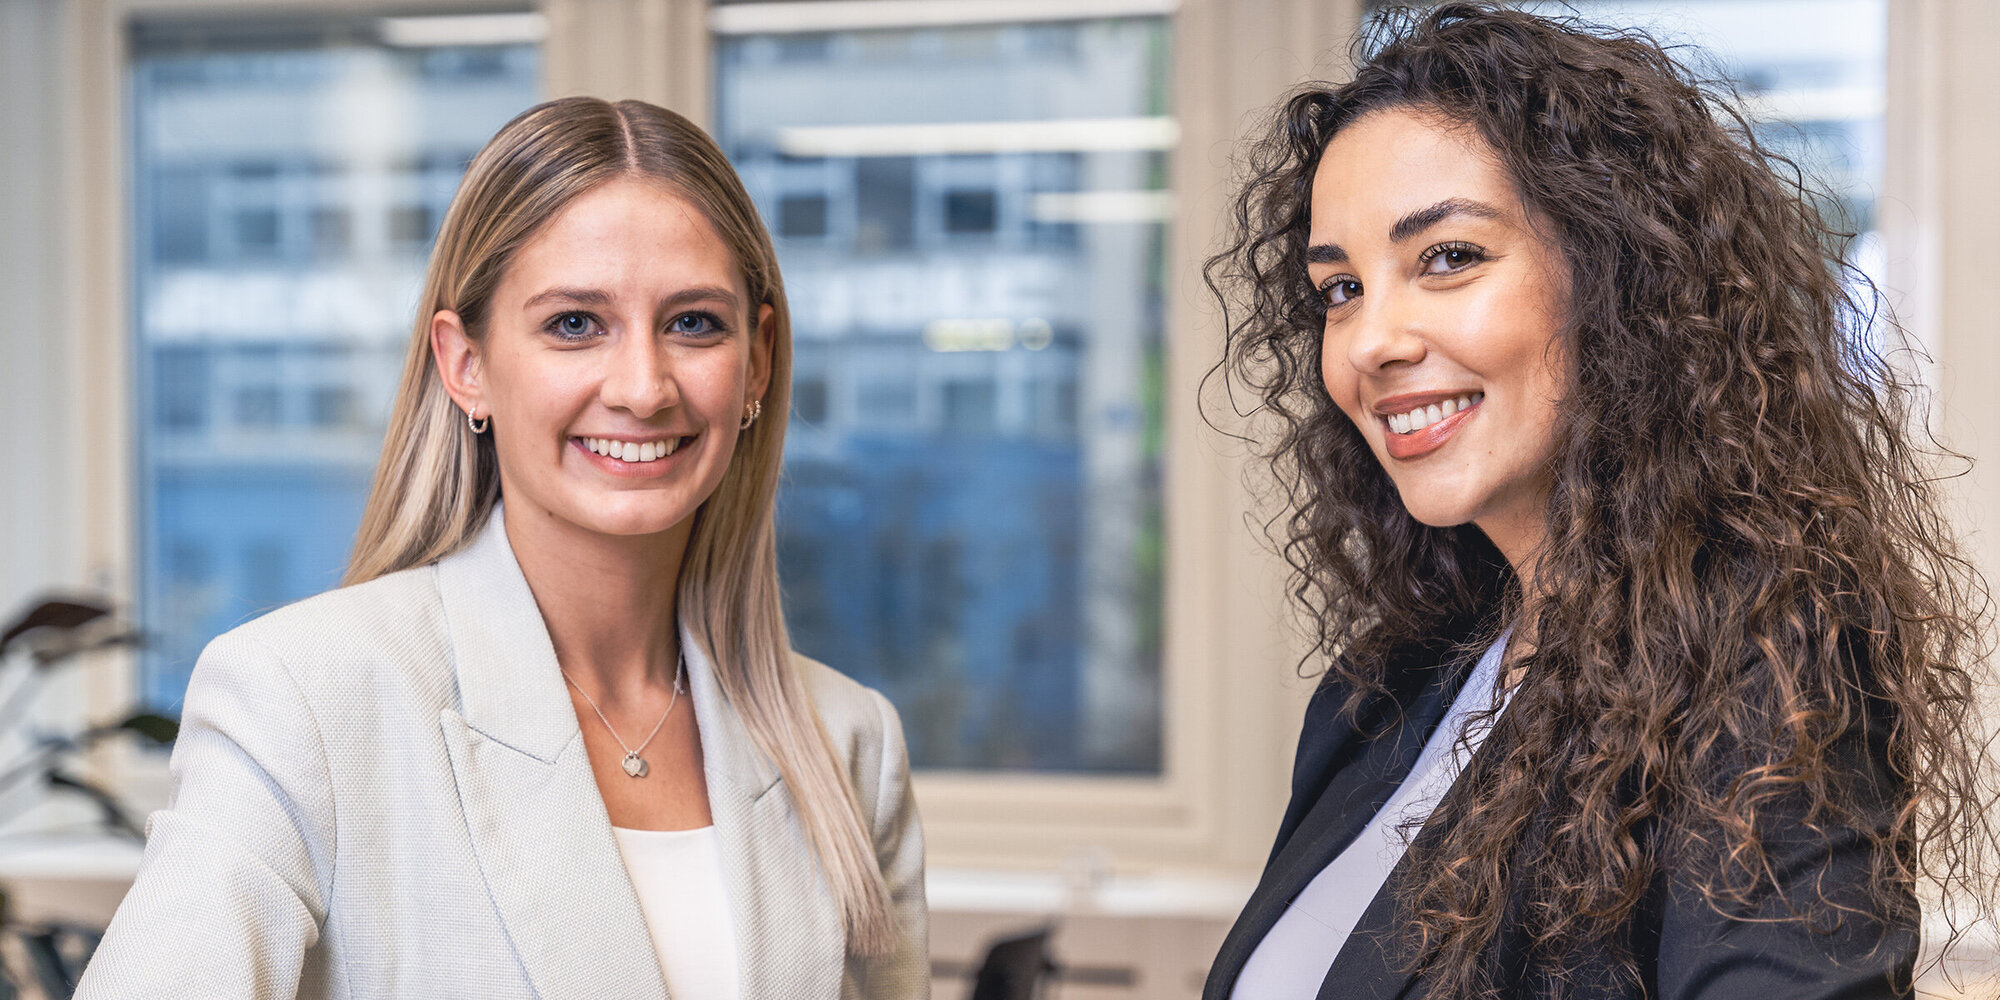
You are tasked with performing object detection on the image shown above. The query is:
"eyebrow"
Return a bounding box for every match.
[1304,197,1508,266]
[522,284,744,313]
[1389,197,1504,242]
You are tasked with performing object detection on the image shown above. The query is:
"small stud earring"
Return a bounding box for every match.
[739,399,762,430]
[466,408,489,434]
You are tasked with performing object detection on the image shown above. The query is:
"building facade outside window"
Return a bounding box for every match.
[130,19,541,709]
[715,10,1173,773]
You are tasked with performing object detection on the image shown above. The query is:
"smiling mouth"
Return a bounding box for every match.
[1383,392,1483,435]
[576,435,695,464]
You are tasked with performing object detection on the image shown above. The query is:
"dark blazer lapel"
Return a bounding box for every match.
[1265,684,1368,870]
[1314,835,1436,1000]
[682,634,844,999]
[435,511,670,1000]
[1205,629,1484,1000]
[1319,737,1545,1000]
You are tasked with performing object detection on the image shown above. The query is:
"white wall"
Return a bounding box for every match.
[0,0,87,617]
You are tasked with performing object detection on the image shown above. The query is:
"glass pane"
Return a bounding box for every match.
[1546,1,1883,285]
[1405,0,1885,285]
[132,20,540,710]
[715,16,1171,773]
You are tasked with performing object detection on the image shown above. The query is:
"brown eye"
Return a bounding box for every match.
[1421,242,1485,274]
[1322,277,1362,307]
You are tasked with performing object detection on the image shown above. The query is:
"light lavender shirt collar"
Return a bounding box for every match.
[1230,630,1512,1000]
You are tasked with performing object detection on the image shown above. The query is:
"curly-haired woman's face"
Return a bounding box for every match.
[1308,108,1568,571]
[1304,107,1568,572]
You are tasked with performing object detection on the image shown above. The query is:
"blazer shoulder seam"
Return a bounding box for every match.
[869,687,897,835]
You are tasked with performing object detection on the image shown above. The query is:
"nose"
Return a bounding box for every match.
[1343,292,1427,374]
[598,329,680,419]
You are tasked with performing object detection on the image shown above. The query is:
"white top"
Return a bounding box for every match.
[611,825,742,1000]
[1231,632,1512,1000]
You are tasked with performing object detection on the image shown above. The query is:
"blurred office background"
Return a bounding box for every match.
[2,0,1997,995]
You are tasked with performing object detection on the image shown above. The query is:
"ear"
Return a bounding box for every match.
[430,310,487,419]
[746,301,775,405]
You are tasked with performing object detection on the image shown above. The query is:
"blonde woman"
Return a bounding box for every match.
[79,97,928,1000]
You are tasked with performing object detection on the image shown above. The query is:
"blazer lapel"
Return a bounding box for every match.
[1319,723,1536,1000]
[1205,626,1486,1000]
[435,510,670,1000]
[682,634,845,999]
[1315,854,1429,1000]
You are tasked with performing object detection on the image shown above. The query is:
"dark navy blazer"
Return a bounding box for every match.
[1204,625,1917,1000]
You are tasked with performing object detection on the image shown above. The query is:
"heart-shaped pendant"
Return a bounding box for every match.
[622,752,649,778]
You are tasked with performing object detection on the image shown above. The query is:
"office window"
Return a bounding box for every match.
[310,386,359,429]
[794,376,831,424]
[232,207,281,256]
[132,19,539,710]
[778,193,831,238]
[853,157,917,253]
[153,347,210,431]
[855,377,917,426]
[940,379,998,436]
[388,204,437,246]
[232,385,283,428]
[1432,1,1887,284]
[943,188,999,234]
[718,13,1171,773]
[311,206,353,258]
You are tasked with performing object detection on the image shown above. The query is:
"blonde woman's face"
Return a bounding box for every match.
[438,177,773,539]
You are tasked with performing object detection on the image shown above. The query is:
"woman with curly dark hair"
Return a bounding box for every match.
[1203,5,1997,999]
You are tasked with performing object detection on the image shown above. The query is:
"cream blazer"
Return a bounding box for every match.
[77,512,929,999]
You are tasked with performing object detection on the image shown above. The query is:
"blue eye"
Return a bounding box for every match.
[548,312,600,340]
[670,312,724,336]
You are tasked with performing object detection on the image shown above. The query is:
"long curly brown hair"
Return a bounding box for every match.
[1209,3,1997,995]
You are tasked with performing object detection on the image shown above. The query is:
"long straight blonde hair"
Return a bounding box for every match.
[345,97,895,954]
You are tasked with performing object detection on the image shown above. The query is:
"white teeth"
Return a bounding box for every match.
[1385,392,1483,435]
[581,437,681,462]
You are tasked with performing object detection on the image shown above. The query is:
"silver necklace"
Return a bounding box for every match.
[560,651,685,778]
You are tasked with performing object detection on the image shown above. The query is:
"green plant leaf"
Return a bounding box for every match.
[117,712,179,745]
[0,598,110,660]
[46,770,143,840]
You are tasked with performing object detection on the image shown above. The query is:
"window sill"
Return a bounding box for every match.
[926,863,1252,920]
[0,832,142,925]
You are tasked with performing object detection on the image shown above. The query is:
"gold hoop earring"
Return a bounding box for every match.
[467,408,489,434]
[739,399,762,430]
